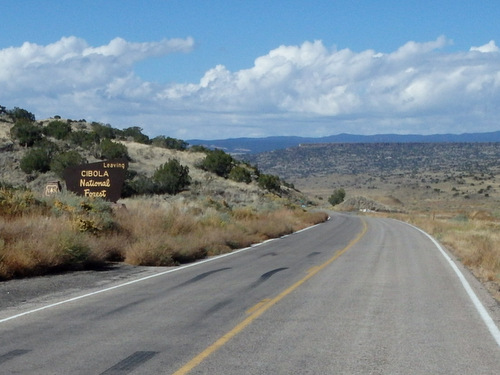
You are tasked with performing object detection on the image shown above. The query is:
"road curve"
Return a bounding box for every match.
[0,214,499,374]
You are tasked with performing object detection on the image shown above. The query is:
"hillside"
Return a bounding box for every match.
[0,115,305,208]
[243,142,500,213]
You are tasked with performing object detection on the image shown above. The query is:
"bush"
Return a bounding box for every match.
[68,130,100,148]
[7,107,36,122]
[189,145,210,153]
[0,187,47,217]
[10,119,42,147]
[98,139,129,160]
[229,165,252,183]
[258,174,281,193]
[198,149,234,178]
[153,158,191,195]
[50,151,87,178]
[328,188,346,206]
[20,148,51,174]
[123,175,157,196]
[151,135,188,150]
[91,122,115,139]
[43,120,72,140]
[120,126,150,144]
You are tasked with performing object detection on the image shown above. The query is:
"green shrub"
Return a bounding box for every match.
[328,188,346,206]
[10,119,42,147]
[20,148,51,173]
[120,126,150,144]
[43,120,72,140]
[258,174,281,193]
[98,139,129,160]
[198,149,234,178]
[7,107,36,122]
[151,135,188,150]
[123,174,157,196]
[68,130,99,148]
[50,151,87,178]
[153,158,191,195]
[229,165,252,183]
[189,145,210,153]
[91,122,116,139]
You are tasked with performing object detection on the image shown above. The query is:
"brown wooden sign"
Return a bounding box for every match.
[63,159,128,202]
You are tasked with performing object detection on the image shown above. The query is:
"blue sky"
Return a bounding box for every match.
[1,0,499,139]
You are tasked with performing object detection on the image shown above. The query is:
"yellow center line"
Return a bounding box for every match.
[246,298,272,315]
[172,218,368,375]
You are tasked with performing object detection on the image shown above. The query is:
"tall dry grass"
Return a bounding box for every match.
[117,200,328,266]
[0,189,328,279]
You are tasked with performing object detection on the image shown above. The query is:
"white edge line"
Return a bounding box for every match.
[405,221,500,348]
[0,220,326,324]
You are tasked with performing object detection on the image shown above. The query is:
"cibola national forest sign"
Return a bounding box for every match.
[63,159,128,202]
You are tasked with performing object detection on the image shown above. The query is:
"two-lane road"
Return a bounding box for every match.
[1,214,499,374]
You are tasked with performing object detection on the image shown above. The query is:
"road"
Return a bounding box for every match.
[0,214,499,374]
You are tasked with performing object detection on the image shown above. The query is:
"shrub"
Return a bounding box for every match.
[91,122,115,139]
[198,149,234,178]
[153,158,191,195]
[68,130,100,148]
[0,187,47,217]
[98,139,129,160]
[189,145,210,153]
[151,135,188,150]
[51,194,116,235]
[258,174,281,193]
[43,120,72,140]
[229,165,252,183]
[120,126,150,144]
[10,119,42,147]
[50,151,87,178]
[328,188,346,206]
[20,148,51,173]
[123,174,157,196]
[7,107,36,122]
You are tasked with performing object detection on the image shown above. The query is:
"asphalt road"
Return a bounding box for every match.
[0,214,499,374]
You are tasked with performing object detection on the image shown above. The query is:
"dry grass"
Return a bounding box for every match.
[0,190,328,280]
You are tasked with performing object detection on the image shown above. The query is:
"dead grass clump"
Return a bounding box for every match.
[124,234,175,266]
[0,215,101,279]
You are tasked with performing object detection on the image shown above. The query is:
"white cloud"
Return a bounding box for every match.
[1,36,499,138]
[470,40,499,53]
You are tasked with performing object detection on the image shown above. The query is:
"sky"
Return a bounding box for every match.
[1,0,499,140]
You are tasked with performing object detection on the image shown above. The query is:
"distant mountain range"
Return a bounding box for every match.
[187,131,500,154]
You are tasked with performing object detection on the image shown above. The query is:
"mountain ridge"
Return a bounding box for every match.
[188,130,500,154]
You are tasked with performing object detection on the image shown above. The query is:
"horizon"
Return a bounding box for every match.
[2,1,500,139]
